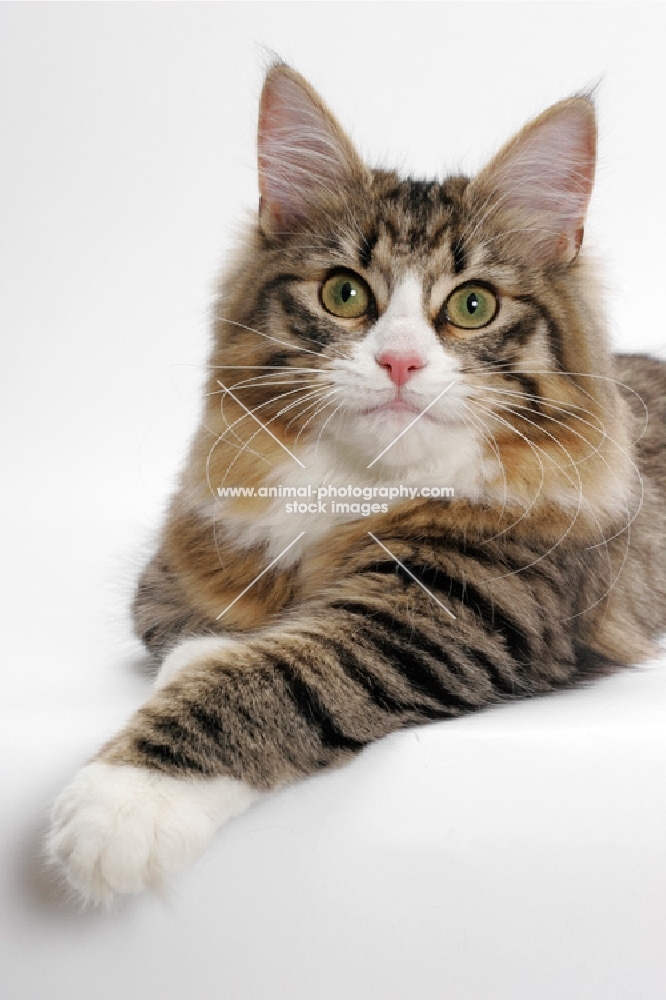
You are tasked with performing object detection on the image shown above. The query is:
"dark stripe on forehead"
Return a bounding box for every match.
[358,228,379,270]
[452,238,466,274]
[407,181,439,249]
[381,217,400,245]
[404,180,439,215]
[430,223,451,250]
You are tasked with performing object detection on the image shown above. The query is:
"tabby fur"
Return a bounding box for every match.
[48,64,666,904]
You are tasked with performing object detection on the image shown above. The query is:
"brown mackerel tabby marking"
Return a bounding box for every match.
[358,227,379,270]
[111,65,666,795]
[265,350,300,368]
[451,238,466,274]
[278,288,334,349]
[500,315,540,350]
[133,555,222,658]
[117,498,590,782]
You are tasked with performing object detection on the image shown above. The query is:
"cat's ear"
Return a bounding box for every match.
[257,63,367,236]
[469,97,597,266]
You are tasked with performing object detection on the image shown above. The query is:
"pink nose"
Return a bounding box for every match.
[376,351,426,387]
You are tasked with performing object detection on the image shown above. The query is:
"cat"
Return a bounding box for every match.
[47,63,666,905]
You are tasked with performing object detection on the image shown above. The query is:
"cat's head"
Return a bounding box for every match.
[209,64,632,516]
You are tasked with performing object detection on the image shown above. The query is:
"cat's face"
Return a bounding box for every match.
[210,65,627,512]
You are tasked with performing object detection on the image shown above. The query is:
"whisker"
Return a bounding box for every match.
[293,390,341,444]
[460,366,649,445]
[214,387,326,487]
[315,399,347,458]
[213,313,352,363]
[469,399,551,538]
[206,365,323,372]
[474,398,586,578]
[474,396,638,598]
[286,387,339,430]
[489,399,637,617]
[457,400,509,516]
[474,391,607,462]
[207,382,326,489]
[480,392,645,546]
[474,383,606,425]
[207,379,325,396]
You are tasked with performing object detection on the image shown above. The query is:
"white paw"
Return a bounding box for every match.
[155,636,242,689]
[46,761,261,905]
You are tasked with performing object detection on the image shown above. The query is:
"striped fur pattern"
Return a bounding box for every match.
[48,65,666,904]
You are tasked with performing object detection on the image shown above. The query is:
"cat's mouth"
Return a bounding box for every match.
[360,398,423,417]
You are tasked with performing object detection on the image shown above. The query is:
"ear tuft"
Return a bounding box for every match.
[470,98,597,266]
[257,64,365,236]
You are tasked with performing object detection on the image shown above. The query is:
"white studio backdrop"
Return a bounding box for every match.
[1,4,665,1000]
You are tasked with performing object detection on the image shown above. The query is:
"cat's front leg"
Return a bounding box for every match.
[47,545,561,906]
[46,759,260,906]
[47,637,263,906]
[47,603,394,906]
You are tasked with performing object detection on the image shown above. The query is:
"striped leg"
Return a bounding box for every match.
[47,545,577,904]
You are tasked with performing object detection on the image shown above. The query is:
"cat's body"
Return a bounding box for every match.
[48,65,666,905]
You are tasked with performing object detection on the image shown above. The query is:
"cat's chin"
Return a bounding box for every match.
[325,410,479,481]
[352,404,464,441]
[349,405,443,435]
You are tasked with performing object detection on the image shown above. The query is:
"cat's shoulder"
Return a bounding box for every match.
[613,352,666,405]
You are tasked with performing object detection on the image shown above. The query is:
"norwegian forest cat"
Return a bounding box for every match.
[48,64,666,905]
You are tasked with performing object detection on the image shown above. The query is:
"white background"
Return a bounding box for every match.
[1,3,665,999]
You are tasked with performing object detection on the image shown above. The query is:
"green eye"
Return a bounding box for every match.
[320,271,370,319]
[445,283,498,330]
